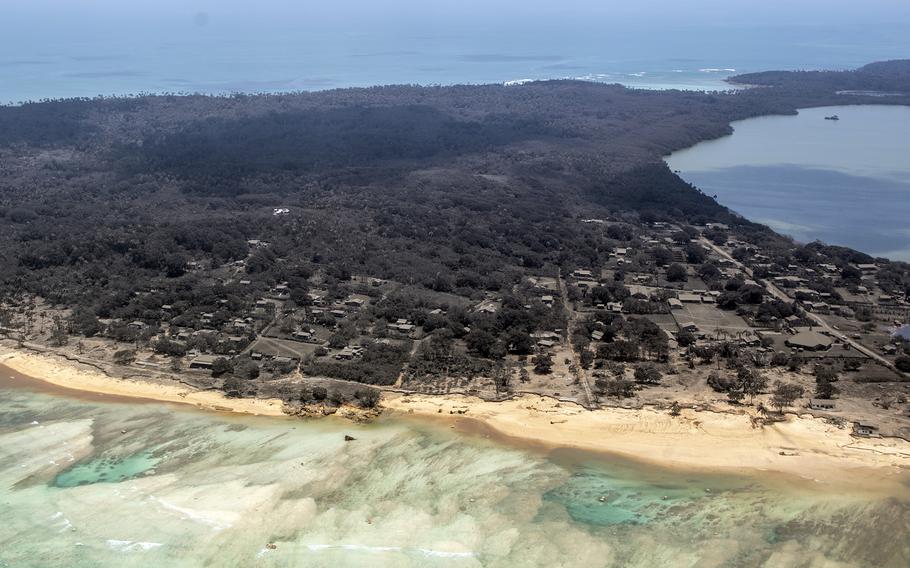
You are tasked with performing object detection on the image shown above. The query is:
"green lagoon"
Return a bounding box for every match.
[1,378,908,567]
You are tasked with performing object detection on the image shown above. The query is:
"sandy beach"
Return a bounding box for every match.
[383,392,910,486]
[2,345,909,486]
[0,348,287,417]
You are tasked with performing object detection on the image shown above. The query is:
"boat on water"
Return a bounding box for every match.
[824,114,840,120]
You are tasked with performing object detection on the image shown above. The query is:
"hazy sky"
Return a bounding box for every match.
[6,0,910,31]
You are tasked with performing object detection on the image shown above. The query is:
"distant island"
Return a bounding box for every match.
[1,60,909,454]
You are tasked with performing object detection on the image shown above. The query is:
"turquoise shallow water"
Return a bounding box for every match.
[0,379,908,567]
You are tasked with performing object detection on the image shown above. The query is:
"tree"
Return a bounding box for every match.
[328,333,348,349]
[716,292,738,311]
[843,359,862,372]
[707,371,737,393]
[311,386,328,401]
[771,381,804,413]
[677,330,696,348]
[580,349,595,369]
[666,263,687,282]
[49,315,68,347]
[236,361,261,380]
[895,356,910,373]
[506,330,534,355]
[211,357,233,377]
[739,368,768,404]
[685,244,707,264]
[223,376,243,398]
[466,329,499,359]
[153,337,186,357]
[534,352,553,375]
[355,388,381,408]
[814,365,838,383]
[112,349,136,366]
[727,389,745,404]
[68,307,103,337]
[633,363,662,385]
[602,378,636,398]
[815,380,839,400]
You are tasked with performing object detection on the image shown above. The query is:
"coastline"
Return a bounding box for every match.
[383,392,910,487]
[0,347,287,417]
[2,345,909,486]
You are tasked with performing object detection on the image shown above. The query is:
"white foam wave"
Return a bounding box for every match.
[150,497,233,531]
[49,511,73,533]
[106,539,164,552]
[304,543,475,558]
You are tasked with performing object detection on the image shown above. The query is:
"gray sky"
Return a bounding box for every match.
[7,0,910,29]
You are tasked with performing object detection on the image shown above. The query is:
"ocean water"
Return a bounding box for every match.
[2,5,910,103]
[666,105,910,261]
[1,376,908,567]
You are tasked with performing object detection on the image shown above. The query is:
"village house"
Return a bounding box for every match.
[786,330,833,351]
[852,422,879,437]
[808,399,836,411]
[189,354,219,370]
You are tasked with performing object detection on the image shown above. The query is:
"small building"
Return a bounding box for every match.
[678,293,703,304]
[335,348,356,360]
[786,330,833,351]
[808,399,836,411]
[807,302,830,314]
[189,355,219,370]
[678,322,699,333]
[853,422,879,437]
[668,298,684,310]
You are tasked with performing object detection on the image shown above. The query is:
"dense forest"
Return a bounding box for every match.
[730,60,910,94]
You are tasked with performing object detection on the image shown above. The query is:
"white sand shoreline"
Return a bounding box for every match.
[0,348,287,417]
[382,392,910,487]
[2,345,909,487]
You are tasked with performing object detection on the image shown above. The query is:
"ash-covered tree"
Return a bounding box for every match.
[666,263,687,283]
[49,315,69,347]
[771,381,804,413]
[211,357,233,377]
[815,380,839,400]
[633,363,662,385]
[533,351,553,375]
[68,307,103,337]
[112,349,136,366]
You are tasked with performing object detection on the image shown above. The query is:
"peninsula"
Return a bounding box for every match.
[2,60,910,475]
